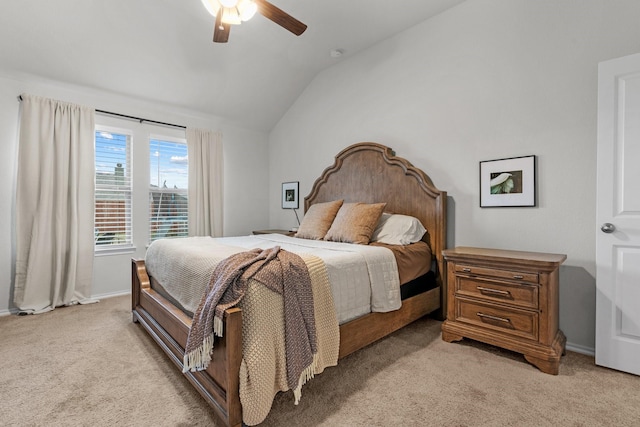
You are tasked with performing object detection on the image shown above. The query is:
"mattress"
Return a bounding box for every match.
[145,234,405,324]
[370,241,432,285]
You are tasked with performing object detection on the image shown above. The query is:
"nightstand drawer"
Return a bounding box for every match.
[455,298,538,341]
[455,276,539,309]
[455,264,538,284]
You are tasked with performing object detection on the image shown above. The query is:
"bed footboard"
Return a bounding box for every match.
[132,258,441,426]
[131,259,243,427]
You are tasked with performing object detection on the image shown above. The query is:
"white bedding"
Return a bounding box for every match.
[144,234,401,324]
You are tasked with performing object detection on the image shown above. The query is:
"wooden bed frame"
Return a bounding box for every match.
[131,142,447,427]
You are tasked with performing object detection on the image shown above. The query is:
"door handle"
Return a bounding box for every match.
[601,223,616,233]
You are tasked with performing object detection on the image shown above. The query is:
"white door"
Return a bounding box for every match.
[596,52,640,376]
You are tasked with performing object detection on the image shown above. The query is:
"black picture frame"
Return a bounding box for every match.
[281,181,299,209]
[480,155,536,207]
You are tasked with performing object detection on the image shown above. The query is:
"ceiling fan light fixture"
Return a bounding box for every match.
[201,0,222,17]
[206,0,306,43]
[221,7,242,25]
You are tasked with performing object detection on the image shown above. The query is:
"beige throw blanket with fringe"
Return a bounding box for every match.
[183,247,339,425]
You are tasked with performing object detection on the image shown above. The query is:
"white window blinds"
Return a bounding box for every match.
[94,129,132,248]
[149,137,188,242]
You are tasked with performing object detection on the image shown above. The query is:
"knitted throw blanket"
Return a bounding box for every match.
[239,253,339,425]
[183,246,317,393]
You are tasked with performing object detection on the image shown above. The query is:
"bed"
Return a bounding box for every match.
[131,142,447,426]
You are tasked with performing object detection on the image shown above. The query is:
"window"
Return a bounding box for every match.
[149,137,188,242]
[95,128,132,249]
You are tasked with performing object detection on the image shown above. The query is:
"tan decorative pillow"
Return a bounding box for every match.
[324,202,387,245]
[294,200,344,240]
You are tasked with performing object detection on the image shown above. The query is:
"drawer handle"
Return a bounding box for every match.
[513,275,524,280]
[476,312,511,324]
[462,268,472,273]
[477,286,512,298]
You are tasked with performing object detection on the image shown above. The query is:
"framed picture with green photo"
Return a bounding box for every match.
[480,155,536,207]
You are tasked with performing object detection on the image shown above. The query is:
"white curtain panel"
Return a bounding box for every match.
[186,128,223,237]
[14,94,96,314]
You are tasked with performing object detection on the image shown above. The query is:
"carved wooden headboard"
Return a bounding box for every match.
[304,142,447,288]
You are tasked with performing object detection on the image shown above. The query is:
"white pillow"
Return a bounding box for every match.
[370,213,426,245]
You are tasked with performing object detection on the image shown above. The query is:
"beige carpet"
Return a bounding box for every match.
[0,295,638,427]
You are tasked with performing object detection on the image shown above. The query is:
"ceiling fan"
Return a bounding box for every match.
[201,0,307,43]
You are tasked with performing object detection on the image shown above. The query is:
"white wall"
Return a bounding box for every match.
[0,71,269,313]
[268,0,640,353]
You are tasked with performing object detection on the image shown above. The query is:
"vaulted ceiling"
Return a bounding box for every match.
[0,0,465,130]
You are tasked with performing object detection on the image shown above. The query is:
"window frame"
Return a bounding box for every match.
[148,134,189,243]
[94,125,135,255]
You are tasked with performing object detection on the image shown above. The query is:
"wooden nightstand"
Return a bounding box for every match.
[252,229,296,237]
[441,247,566,375]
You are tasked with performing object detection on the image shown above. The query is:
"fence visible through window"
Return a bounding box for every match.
[95,129,132,248]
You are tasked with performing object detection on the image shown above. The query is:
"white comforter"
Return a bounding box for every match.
[144,234,401,324]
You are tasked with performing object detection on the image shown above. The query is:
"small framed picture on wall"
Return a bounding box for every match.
[282,181,299,209]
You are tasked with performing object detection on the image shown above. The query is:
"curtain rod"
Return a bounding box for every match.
[17,95,186,130]
[95,109,186,130]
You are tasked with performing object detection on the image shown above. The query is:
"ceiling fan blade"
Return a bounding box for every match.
[213,13,230,43]
[255,0,307,36]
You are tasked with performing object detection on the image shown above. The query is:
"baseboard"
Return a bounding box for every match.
[0,291,131,317]
[91,290,131,300]
[565,342,595,357]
